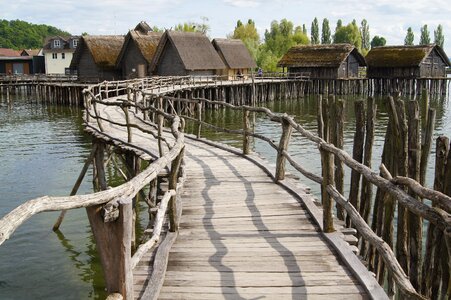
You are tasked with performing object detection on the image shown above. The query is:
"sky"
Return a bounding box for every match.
[1,0,451,55]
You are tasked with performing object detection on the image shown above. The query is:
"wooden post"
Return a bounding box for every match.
[334,99,345,220]
[346,100,365,227]
[168,147,184,232]
[320,143,335,233]
[317,95,324,138]
[275,117,293,181]
[157,97,164,157]
[243,108,251,155]
[196,101,202,139]
[419,108,436,186]
[122,104,132,143]
[86,141,134,299]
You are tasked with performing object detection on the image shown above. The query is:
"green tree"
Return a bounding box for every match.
[321,18,331,44]
[302,24,307,35]
[0,19,70,49]
[311,17,319,44]
[360,19,370,54]
[333,21,362,50]
[434,24,444,48]
[230,19,260,60]
[404,27,415,45]
[371,35,386,48]
[174,17,210,35]
[419,24,430,45]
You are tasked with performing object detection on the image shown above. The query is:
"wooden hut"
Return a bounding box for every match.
[277,44,366,79]
[212,38,257,79]
[116,30,162,79]
[70,35,124,82]
[149,31,225,76]
[365,44,450,78]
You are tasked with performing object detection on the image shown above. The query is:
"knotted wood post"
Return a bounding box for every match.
[157,97,164,157]
[86,141,134,299]
[320,143,335,233]
[243,108,251,155]
[275,117,293,182]
[334,99,345,220]
[169,147,185,232]
[122,103,132,143]
[196,101,202,139]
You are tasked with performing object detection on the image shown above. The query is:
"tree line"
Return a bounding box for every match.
[229,18,446,71]
[0,19,70,50]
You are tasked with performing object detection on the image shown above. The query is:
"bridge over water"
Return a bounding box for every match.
[0,76,449,299]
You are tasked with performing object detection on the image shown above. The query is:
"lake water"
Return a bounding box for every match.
[0,90,450,299]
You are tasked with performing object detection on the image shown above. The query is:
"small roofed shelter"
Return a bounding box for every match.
[277,44,366,79]
[149,31,226,76]
[116,30,162,79]
[70,35,124,82]
[212,38,257,79]
[365,44,450,79]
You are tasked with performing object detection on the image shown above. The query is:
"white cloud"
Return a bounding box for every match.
[223,0,262,8]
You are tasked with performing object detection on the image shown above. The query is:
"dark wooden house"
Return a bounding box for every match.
[365,44,450,78]
[212,38,257,79]
[116,28,162,79]
[149,31,225,76]
[0,48,44,74]
[277,44,366,79]
[70,35,124,82]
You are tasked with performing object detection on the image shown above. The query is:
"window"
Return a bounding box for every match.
[54,40,60,48]
[73,39,78,48]
[62,53,65,59]
[52,53,57,59]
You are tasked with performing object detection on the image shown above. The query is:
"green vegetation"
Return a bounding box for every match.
[405,27,415,45]
[321,18,331,44]
[0,19,70,49]
[371,36,386,48]
[333,21,362,50]
[229,19,260,59]
[311,18,319,45]
[419,24,431,45]
[360,19,370,55]
[434,25,444,48]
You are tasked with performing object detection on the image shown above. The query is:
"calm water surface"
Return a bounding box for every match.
[0,90,450,299]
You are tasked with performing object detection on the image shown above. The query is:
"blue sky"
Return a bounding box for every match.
[1,0,450,55]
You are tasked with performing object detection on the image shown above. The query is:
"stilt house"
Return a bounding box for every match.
[116,22,162,79]
[70,35,124,82]
[149,31,225,76]
[277,44,366,79]
[212,39,256,79]
[365,44,450,78]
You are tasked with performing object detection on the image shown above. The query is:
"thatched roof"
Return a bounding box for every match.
[365,44,451,68]
[70,35,124,69]
[134,21,152,34]
[149,31,226,72]
[116,31,162,67]
[277,44,366,68]
[212,38,256,69]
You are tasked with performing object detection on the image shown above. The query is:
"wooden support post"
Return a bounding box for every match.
[53,144,99,231]
[317,95,324,138]
[320,143,335,233]
[196,101,202,139]
[346,100,365,227]
[334,99,345,220]
[168,147,184,232]
[157,97,164,157]
[86,141,133,299]
[243,108,251,155]
[122,104,132,143]
[275,117,293,181]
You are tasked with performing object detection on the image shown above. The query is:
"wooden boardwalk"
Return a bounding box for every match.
[84,87,377,299]
[133,139,367,299]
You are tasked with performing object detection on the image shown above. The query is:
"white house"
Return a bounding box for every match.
[43,36,79,74]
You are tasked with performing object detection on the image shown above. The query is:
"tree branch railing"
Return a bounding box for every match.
[149,94,450,300]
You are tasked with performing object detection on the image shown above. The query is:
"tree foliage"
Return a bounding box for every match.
[404,27,415,45]
[333,21,362,50]
[174,17,210,35]
[419,24,431,45]
[434,24,444,48]
[360,19,370,54]
[230,19,260,60]
[371,35,386,48]
[321,18,331,44]
[311,17,319,44]
[0,19,70,50]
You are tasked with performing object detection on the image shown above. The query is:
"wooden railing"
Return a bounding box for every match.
[144,91,450,300]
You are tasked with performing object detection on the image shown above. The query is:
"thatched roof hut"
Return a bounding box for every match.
[212,38,256,79]
[365,44,450,78]
[149,30,225,76]
[116,30,162,79]
[70,35,124,82]
[278,44,366,79]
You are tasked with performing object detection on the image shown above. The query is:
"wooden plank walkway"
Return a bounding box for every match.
[133,140,367,299]
[87,95,370,299]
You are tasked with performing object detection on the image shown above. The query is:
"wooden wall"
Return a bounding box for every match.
[77,47,121,82]
[156,42,186,76]
[121,41,148,79]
